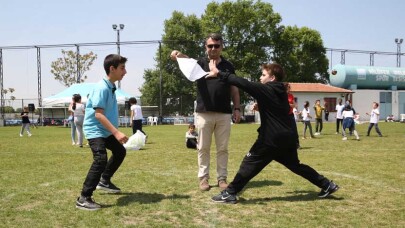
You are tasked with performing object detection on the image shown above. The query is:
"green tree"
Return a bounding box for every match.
[50,50,97,87]
[3,106,14,113]
[140,0,329,115]
[272,26,329,83]
[140,11,202,115]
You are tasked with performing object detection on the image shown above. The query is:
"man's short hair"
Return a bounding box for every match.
[104,54,128,75]
[261,63,285,82]
[205,33,223,44]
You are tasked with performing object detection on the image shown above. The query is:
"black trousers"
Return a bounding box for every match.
[315,118,323,132]
[132,119,145,135]
[336,118,343,133]
[226,141,330,195]
[186,138,197,149]
[81,135,127,197]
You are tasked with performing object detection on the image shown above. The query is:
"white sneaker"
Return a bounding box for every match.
[28,133,32,137]
[342,137,347,141]
[20,134,23,137]
[314,132,320,136]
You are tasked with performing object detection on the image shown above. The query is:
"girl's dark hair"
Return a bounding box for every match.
[72,94,81,110]
[304,101,310,108]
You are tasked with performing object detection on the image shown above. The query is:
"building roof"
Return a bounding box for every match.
[290,83,353,93]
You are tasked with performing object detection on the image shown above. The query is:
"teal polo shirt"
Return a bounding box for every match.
[83,78,119,139]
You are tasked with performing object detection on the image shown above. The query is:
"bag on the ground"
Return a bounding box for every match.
[123,130,146,151]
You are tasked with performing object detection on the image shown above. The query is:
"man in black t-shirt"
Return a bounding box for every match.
[20,107,32,137]
[171,33,241,191]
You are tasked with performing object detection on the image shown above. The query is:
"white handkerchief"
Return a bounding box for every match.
[177,58,208,81]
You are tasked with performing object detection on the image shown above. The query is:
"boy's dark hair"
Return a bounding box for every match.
[304,101,310,108]
[188,123,195,129]
[262,63,285,82]
[104,54,128,75]
[129,97,137,105]
[374,102,379,107]
[205,33,223,44]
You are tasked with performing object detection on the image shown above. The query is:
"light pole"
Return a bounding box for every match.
[395,38,403,67]
[112,24,124,88]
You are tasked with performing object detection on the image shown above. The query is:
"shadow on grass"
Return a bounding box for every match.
[298,146,313,150]
[245,180,283,189]
[240,190,344,204]
[115,192,190,206]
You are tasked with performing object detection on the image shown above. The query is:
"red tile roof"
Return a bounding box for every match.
[290,83,353,93]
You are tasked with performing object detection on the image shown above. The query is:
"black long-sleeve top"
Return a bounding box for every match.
[218,72,296,149]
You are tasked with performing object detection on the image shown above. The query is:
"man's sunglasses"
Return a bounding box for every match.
[207,44,221,49]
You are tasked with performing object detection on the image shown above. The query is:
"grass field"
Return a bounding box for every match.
[0,122,404,227]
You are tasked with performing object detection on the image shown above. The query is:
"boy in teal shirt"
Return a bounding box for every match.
[76,54,129,210]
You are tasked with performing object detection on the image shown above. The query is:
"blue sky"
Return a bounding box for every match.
[1,0,404,103]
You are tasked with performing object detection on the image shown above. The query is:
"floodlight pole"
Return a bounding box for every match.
[113,24,124,89]
[395,38,403,67]
[0,49,4,122]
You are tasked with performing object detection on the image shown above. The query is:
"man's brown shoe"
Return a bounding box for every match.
[218,179,228,191]
[199,178,210,191]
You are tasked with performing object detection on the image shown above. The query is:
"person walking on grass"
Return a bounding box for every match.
[366,102,383,137]
[313,99,325,135]
[206,62,339,204]
[76,54,129,211]
[335,98,345,134]
[302,101,315,139]
[72,94,85,147]
[20,107,32,137]
[129,97,146,136]
[342,104,360,141]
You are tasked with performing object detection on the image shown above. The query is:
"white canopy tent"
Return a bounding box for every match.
[42,83,136,107]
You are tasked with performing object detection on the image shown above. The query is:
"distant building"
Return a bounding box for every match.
[290,83,353,122]
[330,64,405,121]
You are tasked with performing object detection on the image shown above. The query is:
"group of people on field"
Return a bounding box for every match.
[291,96,383,142]
[73,33,342,211]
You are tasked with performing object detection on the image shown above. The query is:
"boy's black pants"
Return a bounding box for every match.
[81,135,126,197]
[226,141,330,194]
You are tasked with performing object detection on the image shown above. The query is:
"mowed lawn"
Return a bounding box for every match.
[0,121,404,227]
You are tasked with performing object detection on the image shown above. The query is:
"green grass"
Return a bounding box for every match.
[1,122,404,227]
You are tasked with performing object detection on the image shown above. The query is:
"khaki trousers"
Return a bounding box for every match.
[195,112,232,180]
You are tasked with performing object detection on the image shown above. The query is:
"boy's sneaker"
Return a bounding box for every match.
[318,181,340,198]
[212,190,237,204]
[96,180,121,193]
[20,134,23,137]
[76,196,101,211]
[342,137,347,141]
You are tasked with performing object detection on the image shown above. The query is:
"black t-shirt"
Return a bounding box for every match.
[196,57,235,114]
[21,112,30,124]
